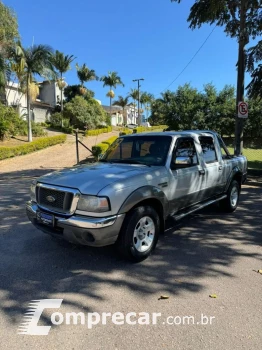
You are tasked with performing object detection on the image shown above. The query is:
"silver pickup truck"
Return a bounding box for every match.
[26,131,247,261]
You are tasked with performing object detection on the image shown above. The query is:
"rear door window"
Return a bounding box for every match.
[199,137,217,164]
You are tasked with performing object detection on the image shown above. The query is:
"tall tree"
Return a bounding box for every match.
[76,63,98,95]
[172,0,262,155]
[113,95,129,124]
[10,43,54,141]
[64,84,95,102]
[0,1,19,101]
[140,92,147,114]
[100,71,124,116]
[0,1,19,47]
[140,92,154,120]
[129,88,139,122]
[246,41,262,98]
[51,50,75,113]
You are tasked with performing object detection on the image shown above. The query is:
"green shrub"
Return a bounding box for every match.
[31,122,47,137]
[92,136,118,158]
[49,112,63,127]
[49,125,74,134]
[64,96,107,129]
[85,126,112,136]
[0,135,66,160]
[119,128,132,135]
[0,104,21,140]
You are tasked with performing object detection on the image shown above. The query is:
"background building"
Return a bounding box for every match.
[102,104,138,126]
[5,81,64,123]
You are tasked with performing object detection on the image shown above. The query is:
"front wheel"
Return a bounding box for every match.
[220,180,240,212]
[117,206,160,262]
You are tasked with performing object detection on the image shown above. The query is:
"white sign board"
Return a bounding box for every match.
[238,102,248,119]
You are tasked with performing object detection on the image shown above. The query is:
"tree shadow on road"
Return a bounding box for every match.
[0,170,261,326]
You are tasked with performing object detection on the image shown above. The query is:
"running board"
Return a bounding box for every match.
[172,195,227,221]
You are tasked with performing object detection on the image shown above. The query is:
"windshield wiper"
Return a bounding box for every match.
[108,159,150,166]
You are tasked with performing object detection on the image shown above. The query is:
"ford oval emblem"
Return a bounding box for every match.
[46,195,56,203]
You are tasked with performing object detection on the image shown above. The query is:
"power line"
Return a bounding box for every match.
[161,26,217,94]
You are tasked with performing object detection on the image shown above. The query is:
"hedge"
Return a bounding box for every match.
[92,136,118,158]
[85,126,112,137]
[151,125,167,130]
[48,125,74,134]
[119,125,167,135]
[0,134,67,161]
[91,125,167,158]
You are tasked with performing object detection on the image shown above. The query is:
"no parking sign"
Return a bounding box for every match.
[238,102,248,119]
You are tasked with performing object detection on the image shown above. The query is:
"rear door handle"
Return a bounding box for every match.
[218,165,223,171]
[199,169,205,176]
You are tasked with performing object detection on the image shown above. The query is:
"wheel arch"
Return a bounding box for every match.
[118,186,168,233]
[225,166,243,192]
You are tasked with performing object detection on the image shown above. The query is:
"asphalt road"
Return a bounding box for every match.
[0,171,261,350]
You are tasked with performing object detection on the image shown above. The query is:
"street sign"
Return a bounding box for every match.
[238,102,248,119]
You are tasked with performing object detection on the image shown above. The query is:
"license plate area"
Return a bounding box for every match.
[36,210,55,227]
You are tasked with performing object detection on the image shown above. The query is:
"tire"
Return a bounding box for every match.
[220,180,240,212]
[117,206,160,262]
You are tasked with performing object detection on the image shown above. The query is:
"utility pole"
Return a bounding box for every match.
[234,0,248,155]
[133,78,144,125]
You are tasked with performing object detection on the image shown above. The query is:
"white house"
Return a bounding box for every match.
[102,104,138,126]
[5,80,64,123]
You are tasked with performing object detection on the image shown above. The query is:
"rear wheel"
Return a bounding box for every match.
[220,180,240,212]
[117,206,160,262]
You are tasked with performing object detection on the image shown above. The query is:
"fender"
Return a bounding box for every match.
[225,166,243,192]
[118,185,169,218]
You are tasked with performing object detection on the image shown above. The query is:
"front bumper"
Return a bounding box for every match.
[26,201,125,247]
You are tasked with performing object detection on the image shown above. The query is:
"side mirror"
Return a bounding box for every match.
[175,156,191,165]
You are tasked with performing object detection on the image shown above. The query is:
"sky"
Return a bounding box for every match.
[6,0,251,105]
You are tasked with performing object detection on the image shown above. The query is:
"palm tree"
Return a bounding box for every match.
[76,63,98,95]
[0,45,13,103]
[51,50,75,112]
[129,88,139,122]
[113,96,129,125]
[0,53,8,102]
[140,92,147,114]
[7,43,26,105]
[10,43,54,141]
[140,92,154,120]
[100,71,124,116]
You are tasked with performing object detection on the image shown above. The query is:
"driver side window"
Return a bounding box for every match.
[171,138,198,170]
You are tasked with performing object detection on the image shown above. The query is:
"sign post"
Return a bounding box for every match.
[238,102,248,119]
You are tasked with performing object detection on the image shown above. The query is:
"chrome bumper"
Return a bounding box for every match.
[26,201,125,247]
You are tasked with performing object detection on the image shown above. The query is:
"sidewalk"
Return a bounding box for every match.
[0,131,119,177]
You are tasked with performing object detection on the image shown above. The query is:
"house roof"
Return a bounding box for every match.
[31,100,53,108]
[102,105,122,113]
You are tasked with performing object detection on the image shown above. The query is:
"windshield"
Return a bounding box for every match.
[101,135,172,166]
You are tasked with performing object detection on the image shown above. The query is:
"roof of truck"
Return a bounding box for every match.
[122,130,218,138]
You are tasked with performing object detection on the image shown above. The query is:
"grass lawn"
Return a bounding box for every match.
[227,147,262,170]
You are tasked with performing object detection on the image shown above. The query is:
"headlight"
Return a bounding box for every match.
[77,195,110,213]
[30,181,37,202]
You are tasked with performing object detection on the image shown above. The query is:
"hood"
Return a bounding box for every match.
[38,163,149,195]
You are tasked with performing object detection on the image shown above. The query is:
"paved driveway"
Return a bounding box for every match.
[0,171,261,350]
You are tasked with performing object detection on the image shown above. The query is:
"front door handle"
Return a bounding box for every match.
[199,169,205,176]
[218,165,223,171]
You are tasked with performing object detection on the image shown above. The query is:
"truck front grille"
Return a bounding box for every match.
[37,187,74,214]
